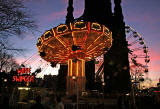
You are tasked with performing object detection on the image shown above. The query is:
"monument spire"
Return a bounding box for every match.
[105,0,113,28]
[103,0,131,93]
[82,0,112,26]
[65,0,74,24]
[114,0,124,22]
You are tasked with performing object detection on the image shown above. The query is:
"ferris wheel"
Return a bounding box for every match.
[125,26,150,79]
[95,25,150,82]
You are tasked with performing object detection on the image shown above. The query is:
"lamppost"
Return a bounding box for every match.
[131,78,136,109]
[72,76,78,109]
[102,82,105,108]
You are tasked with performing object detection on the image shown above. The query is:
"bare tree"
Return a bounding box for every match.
[0,0,37,38]
[0,51,17,72]
[0,0,37,65]
[0,42,19,72]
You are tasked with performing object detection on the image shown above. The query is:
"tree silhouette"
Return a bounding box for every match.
[0,0,37,69]
[0,0,37,55]
[0,50,19,72]
[0,0,37,38]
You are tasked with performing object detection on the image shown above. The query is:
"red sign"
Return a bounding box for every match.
[13,68,34,82]
[17,68,31,74]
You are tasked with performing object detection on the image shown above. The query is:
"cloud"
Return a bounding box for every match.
[15,54,41,65]
[148,72,160,80]
[24,0,45,3]
[15,57,26,65]
[44,10,67,22]
[74,9,84,18]
[148,50,160,74]
[41,8,84,23]
[61,0,83,4]
[35,10,67,27]
[61,0,68,4]
[23,34,36,40]
[125,12,159,28]
[150,50,160,61]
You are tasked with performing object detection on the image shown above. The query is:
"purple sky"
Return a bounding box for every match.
[12,0,160,84]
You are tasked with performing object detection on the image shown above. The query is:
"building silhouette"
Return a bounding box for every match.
[58,0,131,94]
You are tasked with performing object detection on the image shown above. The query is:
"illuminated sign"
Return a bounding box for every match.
[13,68,34,82]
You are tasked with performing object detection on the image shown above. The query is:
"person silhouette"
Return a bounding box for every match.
[56,96,64,109]
[1,96,9,109]
[30,95,44,109]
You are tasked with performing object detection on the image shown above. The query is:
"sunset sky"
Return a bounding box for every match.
[11,0,160,86]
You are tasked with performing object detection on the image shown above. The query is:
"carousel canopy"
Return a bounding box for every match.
[37,21,112,64]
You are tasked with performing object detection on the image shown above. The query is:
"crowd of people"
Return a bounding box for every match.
[1,87,160,109]
[30,94,64,109]
[0,89,64,109]
[117,93,160,109]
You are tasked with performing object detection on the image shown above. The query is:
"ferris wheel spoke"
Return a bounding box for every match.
[129,55,148,58]
[126,34,134,40]
[130,47,144,52]
[135,56,148,58]
[128,39,140,46]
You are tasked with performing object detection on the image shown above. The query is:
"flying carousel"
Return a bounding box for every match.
[36,21,112,94]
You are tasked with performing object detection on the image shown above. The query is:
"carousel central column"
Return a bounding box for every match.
[67,59,86,95]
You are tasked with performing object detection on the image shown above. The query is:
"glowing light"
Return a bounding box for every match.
[18,87,30,90]
[74,21,86,29]
[70,23,73,30]
[77,60,78,76]
[91,23,101,31]
[82,59,85,77]
[68,60,70,76]
[71,59,72,76]
[57,24,68,33]
[153,91,160,93]
[44,30,52,40]
[52,28,56,36]
[4,79,7,82]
